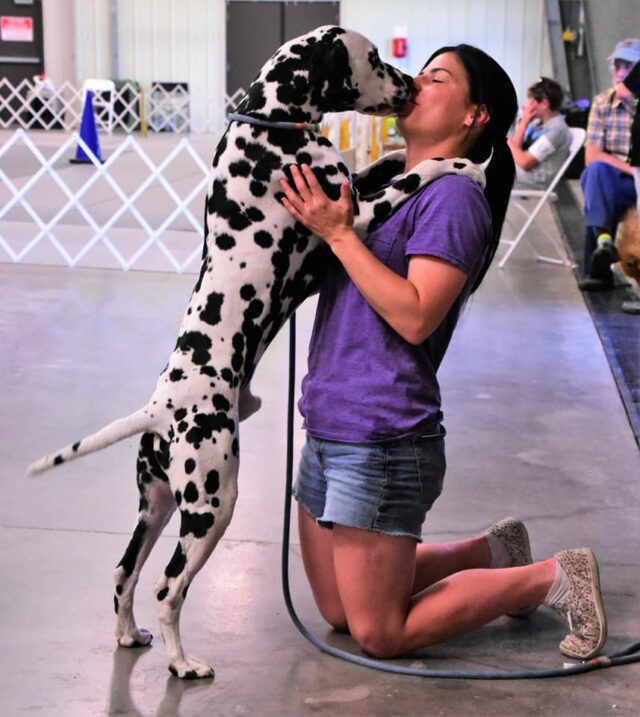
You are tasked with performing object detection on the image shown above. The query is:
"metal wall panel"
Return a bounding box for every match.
[117,0,225,131]
[74,0,111,81]
[340,0,553,107]
[71,0,554,131]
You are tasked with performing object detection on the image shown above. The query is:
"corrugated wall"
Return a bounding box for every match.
[340,0,553,106]
[71,0,554,131]
[74,0,112,81]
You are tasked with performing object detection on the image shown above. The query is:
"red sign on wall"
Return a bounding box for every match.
[1,16,34,43]
[392,37,407,58]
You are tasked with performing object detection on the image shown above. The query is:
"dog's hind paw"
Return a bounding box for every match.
[117,629,153,648]
[168,657,215,680]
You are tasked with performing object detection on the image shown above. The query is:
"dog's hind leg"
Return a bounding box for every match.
[154,450,240,679]
[114,432,176,648]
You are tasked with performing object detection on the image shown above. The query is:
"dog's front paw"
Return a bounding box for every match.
[117,628,153,648]
[168,656,215,680]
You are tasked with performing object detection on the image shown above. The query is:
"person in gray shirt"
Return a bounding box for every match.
[508,77,572,187]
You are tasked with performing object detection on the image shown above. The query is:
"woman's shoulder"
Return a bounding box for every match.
[416,173,489,216]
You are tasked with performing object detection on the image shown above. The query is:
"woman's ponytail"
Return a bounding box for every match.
[423,44,518,292]
[472,138,515,291]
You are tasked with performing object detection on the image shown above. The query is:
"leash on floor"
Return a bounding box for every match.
[281,315,640,679]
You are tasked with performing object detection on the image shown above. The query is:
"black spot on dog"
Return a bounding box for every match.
[229,160,251,177]
[177,332,212,366]
[240,284,256,300]
[212,394,231,411]
[117,521,148,577]
[246,206,265,223]
[394,173,421,194]
[254,230,274,248]
[215,233,236,251]
[250,180,267,197]
[199,292,224,326]
[185,458,195,474]
[157,587,169,601]
[183,481,199,503]
[180,510,215,539]
[220,368,234,386]
[205,469,219,495]
[185,412,235,449]
[169,368,185,382]
[165,544,187,577]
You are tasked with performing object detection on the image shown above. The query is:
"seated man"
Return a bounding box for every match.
[508,76,572,188]
[580,38,640,291]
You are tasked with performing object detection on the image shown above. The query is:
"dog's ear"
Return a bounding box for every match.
[308,38,355,112]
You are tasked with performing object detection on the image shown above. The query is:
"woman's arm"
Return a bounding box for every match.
[280,165,467,345]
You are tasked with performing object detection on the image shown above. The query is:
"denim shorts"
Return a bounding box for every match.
[293,425,446,542]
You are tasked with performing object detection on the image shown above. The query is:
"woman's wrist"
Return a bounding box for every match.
[326,226,360,254]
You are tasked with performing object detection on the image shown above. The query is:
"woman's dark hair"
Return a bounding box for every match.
[423,44,518,292]
[528,76,564,111]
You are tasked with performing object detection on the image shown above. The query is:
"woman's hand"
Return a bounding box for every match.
[279,164,354,247]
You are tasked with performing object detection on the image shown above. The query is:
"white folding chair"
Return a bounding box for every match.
[499,126,586,269]
[81,78,116,134]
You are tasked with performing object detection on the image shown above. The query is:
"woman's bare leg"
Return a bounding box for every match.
[298,507,518,629]
[331,525,555,658]
[297,507,349,630]
[412,536,491,592]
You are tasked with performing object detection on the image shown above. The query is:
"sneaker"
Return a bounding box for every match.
[590,240,617,280]
[550,548,607,660]
[485,517,536,617]
[622,300,640,314]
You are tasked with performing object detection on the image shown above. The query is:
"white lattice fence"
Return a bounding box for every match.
[0,129,210,273]
[0,78,244,135]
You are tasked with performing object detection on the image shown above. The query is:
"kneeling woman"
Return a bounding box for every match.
[279,44,606,661]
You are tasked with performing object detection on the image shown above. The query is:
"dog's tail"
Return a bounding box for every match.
[26,406,154,476]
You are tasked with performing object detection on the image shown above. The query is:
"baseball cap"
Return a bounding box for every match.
[609,38,640,64]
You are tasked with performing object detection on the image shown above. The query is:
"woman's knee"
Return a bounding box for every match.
[317,600,349,633]
[348,618,403,658]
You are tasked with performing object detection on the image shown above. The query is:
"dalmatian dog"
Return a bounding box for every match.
[27,25,486,680]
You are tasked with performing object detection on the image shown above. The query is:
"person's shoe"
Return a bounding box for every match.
[578,275,614,291]
[622,299,640,314]
[549,549,607,660]
[590,240,617,280]
[485,517,536,617]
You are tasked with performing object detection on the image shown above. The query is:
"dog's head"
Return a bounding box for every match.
[616,206,640,285]
[234,26,414,123]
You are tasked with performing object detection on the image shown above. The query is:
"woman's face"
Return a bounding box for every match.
[397,51,477,144]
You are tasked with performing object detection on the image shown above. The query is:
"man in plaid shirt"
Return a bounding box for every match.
[580,38,640,290]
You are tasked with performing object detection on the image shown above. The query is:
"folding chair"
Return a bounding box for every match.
[81,78,116,134]
[499,126,586,269]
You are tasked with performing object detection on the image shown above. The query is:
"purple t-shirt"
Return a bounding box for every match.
[298,174,491,443]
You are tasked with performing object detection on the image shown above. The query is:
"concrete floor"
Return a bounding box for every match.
[1,200,640,714]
